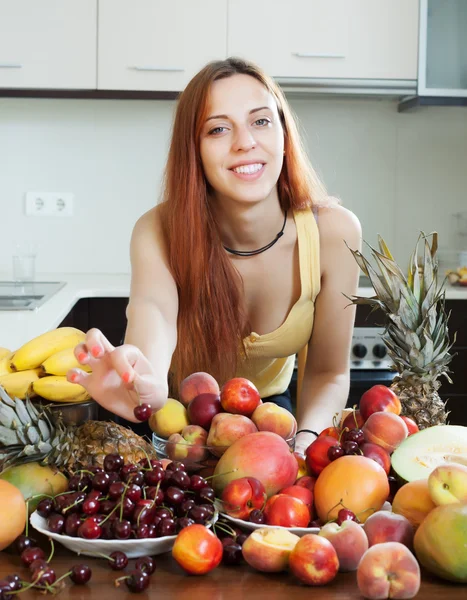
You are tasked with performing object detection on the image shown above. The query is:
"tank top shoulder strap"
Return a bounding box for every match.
[293,207,321,301]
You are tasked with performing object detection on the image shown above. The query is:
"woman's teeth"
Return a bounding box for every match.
[232,163,264,174]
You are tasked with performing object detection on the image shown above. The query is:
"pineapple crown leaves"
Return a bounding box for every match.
[0,385,56,472]
[345,232,455,377]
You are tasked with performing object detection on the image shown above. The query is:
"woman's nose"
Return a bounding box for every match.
[232,126,256,152]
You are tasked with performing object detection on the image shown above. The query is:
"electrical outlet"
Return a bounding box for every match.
[25,192,74,217]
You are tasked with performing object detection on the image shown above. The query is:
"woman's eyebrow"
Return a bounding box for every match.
[205,106,272,123]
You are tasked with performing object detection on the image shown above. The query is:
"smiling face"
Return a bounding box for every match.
[199,74,285,208]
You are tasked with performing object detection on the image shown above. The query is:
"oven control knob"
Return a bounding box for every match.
[353,343,367,359]
[373,344,387,359]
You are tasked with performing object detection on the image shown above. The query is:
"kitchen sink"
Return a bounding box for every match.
[0,281,66,310]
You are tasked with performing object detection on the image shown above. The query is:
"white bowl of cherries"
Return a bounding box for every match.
[30,453,218,559]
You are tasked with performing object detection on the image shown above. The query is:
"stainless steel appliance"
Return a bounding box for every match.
[347,327,395,408]
[0,281,65,310]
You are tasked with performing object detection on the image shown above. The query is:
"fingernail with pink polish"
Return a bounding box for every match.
[91,345,102,358]
[122,372,131,384]
[78,352,88,362]
[69,373,78,383]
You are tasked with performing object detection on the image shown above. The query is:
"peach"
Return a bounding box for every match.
[265,494,310,528]
[220,377,261,416]
[357,542,421,599]
[392,479,437,530]
[166,425,208,464]
[363,511,414,550]
[206,413,257,457]
[361,442,391,475]
[318,520,369,572]
[221,477,267,520]
[251,402,297,440]
[241,528,300,572]
[293,452,309,479]
[186,393,222,429]
[359,384,401,421]
[362,411,408,454]
[179,372,220,407]
[289,534,339,586]
[427,463,467,505]
[400,416,419,436]
[212,431,298,498]
[148,398,189,439]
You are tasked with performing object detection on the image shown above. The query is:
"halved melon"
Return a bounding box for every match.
[391,425,467,483]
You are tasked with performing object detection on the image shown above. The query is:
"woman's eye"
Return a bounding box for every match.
[208,126,226,135]
[255,118,270,126]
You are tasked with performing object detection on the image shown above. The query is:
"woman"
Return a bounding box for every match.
[68,57,361,454]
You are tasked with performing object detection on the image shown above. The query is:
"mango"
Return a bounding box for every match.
[414,503,467,583]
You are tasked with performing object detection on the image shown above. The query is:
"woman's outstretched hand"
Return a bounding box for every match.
[66,328,168,422]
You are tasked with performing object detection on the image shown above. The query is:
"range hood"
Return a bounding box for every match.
[399,0,467,111]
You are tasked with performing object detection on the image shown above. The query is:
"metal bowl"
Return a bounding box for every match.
[35,399,99,426]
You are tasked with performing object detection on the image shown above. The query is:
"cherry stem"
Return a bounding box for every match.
[326,498,346,521]
[47,538,55,563]
[213,522,238,538]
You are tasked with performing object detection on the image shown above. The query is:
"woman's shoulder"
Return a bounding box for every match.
[131,203,168,258]
[313,197,361,242]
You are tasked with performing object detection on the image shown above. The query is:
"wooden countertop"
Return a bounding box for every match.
[1,541,465,600]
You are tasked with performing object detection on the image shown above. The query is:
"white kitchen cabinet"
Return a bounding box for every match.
[98,0,228,91]
[228,0,419,82]
[0,0,97,89]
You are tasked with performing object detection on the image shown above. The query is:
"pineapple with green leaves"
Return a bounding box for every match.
[0,385,157,474]
[347,232,454,429]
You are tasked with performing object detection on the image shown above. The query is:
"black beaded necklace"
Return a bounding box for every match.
[223,210,288,257]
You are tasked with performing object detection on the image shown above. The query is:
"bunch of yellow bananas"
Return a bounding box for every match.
[0,327,91,402]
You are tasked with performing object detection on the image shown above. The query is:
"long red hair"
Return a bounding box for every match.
[160,57,327,395]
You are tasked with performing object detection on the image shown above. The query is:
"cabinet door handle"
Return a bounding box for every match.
[0,63,22,69]
[292,52,345,59]
[128,66,185,72]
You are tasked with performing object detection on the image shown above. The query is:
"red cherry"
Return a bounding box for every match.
[133,403,152,421]
[336,508,358,525]
[69,564,92,585]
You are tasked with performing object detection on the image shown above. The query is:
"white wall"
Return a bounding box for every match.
[1,94,466,277]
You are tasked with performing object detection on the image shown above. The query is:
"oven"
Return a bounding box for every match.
[289,327,395,409]
[346,327,395,408]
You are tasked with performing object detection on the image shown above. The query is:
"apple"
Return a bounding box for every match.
[305,435,340,476]
[187,393,222,429]
[294,452,309,479]
[357,542,421,599]
[172,524,223,575]
[342,409,365,430]
[242,528,300,572]
[363,511,414,550]
[361,442,391,475]
[279,485,313,510]
[220,377,261,417]
[295,475,317,494]
[359,385,401,421]
[400,416,419,436]
[264,494,310,528]
[166,425,208,463]
[221,477,267,520]
[289,534,339,586]
[318,520,369,572]
[427,463,467,505]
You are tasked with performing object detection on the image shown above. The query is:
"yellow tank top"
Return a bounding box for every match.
[235,208,321,410]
